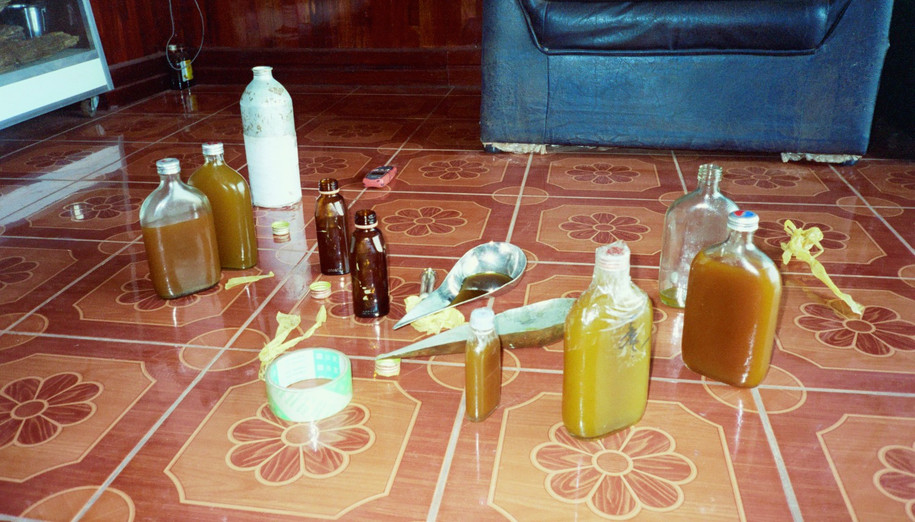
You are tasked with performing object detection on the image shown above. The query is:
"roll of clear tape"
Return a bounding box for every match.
[265,348,352,422]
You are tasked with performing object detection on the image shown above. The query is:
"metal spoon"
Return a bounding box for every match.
[392,242,527,329]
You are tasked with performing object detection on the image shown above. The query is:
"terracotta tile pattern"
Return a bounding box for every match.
[1,85,914,520]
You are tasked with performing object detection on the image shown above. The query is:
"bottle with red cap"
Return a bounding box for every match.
[681,209,782,387]
[562,241,652,438]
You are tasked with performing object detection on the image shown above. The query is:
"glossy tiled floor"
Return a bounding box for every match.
[1,85,914,521]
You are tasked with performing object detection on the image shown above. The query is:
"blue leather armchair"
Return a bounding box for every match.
[481,0,894,160]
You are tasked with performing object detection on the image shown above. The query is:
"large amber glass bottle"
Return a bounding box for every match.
[315,178,350,275]
[563,241,652,439]
[465,307,501,422]
[349,209,389,318]
[681,210,782,388]
[140,158,220,299]
[659,163,738,308]
[188,142,258,269]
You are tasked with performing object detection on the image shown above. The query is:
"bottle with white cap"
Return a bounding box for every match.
[681,210,782,388]
[563,241,652,438]
[188,142,258,269]
[465,306,501,422]
[140,158,220,299]
[240,66,302,208]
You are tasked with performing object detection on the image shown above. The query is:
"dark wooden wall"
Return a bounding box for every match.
[89,0,483,105]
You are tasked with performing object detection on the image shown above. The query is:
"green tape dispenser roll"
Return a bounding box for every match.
[265,348,353,422]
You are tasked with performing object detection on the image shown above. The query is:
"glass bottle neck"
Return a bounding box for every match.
[592,264,634,295]
[697,172,722,195]
[723,228,757,252]
[158,171,181,188]
[203,153,225,166]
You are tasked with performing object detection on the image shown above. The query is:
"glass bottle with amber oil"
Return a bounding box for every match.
[315,178,350,275]
[563,241,652,438]
[140,158,220,299]
[188,142,258,269]
[349,209,389,318]
[465,307,501,422]
[681,210,781,388]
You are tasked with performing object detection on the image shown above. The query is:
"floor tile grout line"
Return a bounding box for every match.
[0,239,139,336]
[830,164,915,256]
[751,387,804,521]
[427,391,466,522]
[504,153,534,241]
[671,150,688,193]
[72,249,322,521]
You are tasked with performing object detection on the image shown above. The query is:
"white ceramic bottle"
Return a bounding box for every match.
[240,66,302,208]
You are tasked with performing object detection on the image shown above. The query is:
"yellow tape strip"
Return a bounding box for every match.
[225,271,275,290]
[780,220,864,316]
[403,295,465,334]
[258,306,327,379]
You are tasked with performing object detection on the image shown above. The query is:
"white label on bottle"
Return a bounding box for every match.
[244,134,302,208]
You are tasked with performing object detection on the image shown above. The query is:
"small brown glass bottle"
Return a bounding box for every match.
[315,178,350,275]
[349,209,389,318]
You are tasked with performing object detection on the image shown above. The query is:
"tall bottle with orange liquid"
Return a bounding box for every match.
[681,210,782,387]
[563,241,652,439]
[188,142,258,270]
[140,158,220,299]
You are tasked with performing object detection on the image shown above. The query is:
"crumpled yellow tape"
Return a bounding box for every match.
[404,295,465,334]
[780,220,864,316]
[258,306,327,379]
[225,271,275,290]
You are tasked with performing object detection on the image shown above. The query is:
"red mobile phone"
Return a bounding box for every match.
[363,165,397,187]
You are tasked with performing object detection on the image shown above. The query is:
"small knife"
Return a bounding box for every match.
[377,298,574,360]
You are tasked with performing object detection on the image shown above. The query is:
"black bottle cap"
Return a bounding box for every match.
[354,209,377,227]
[318,178,339,193]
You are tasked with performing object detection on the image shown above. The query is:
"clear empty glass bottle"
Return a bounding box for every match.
[188,142,258,270]
[563,241,652,439]
[659,163,738,308]
[465,307,501,422]
[681,210,782,388]
[315,178,350,275]
[140,158,220,299]
[350,209,389,318]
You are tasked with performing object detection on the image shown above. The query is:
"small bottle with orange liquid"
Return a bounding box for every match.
[465,307,501,422]
[188,142,258,270]
[140,158,220,299]
[562,241,652,439]
[681,210,782,387]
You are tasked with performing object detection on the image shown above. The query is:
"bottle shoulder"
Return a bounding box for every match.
[140,182,212,227]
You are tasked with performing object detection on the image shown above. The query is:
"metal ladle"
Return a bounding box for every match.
[393,242,527,329]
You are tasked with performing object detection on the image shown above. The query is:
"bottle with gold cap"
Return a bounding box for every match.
[465,306,501,422]
[188,142,258,269]
[562,241,652,438]
[140,158,221,299]
[349,209,388,318]
[315,178,350,275]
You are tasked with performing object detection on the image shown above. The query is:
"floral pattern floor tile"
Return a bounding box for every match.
[0,86,913,520]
